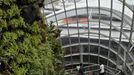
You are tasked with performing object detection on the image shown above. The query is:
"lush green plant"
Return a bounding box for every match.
[0,0,65,75]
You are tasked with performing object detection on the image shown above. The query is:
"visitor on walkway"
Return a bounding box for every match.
[79,63,84,75]
[99,64,105,75]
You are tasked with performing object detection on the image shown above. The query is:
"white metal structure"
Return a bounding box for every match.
[44,0,134,75]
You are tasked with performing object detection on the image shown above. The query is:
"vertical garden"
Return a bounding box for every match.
[0,0,64,75]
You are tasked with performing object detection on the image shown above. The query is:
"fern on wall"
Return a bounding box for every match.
[0,0,65,75]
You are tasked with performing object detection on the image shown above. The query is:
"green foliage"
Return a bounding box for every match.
[7,4,20,19]
[0,19,7,28]
[0,9,3,18]
[0,0,66,75]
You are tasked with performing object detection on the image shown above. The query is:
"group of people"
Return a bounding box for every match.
[77,63,105,75]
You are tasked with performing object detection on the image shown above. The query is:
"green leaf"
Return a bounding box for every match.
[7,4,20,18]
[0,9,3,18]
[0,19,7,28]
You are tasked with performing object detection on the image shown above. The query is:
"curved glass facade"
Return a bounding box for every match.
[44,0,134,75]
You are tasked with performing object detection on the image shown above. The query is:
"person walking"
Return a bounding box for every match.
[79,63,84,75]
[99,64,105,75]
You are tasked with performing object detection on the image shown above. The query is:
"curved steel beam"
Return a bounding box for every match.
[63,42,132,72]
[46,7,131,26]
[59,20,132,44]
[60,33,133,71]
[64,53,116,66]
[63,43,123,65]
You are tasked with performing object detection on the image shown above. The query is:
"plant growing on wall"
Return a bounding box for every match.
[0,0,65,75]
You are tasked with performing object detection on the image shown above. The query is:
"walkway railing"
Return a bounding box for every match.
[65,64,121,75]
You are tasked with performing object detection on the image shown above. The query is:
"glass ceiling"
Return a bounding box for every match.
[43,0,134,75]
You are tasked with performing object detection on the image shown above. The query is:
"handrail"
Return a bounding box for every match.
[65,64,121,75]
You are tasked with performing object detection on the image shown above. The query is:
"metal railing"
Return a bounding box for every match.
[65,64,121,75]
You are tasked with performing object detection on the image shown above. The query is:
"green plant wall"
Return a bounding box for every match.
[0,0,65,75]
